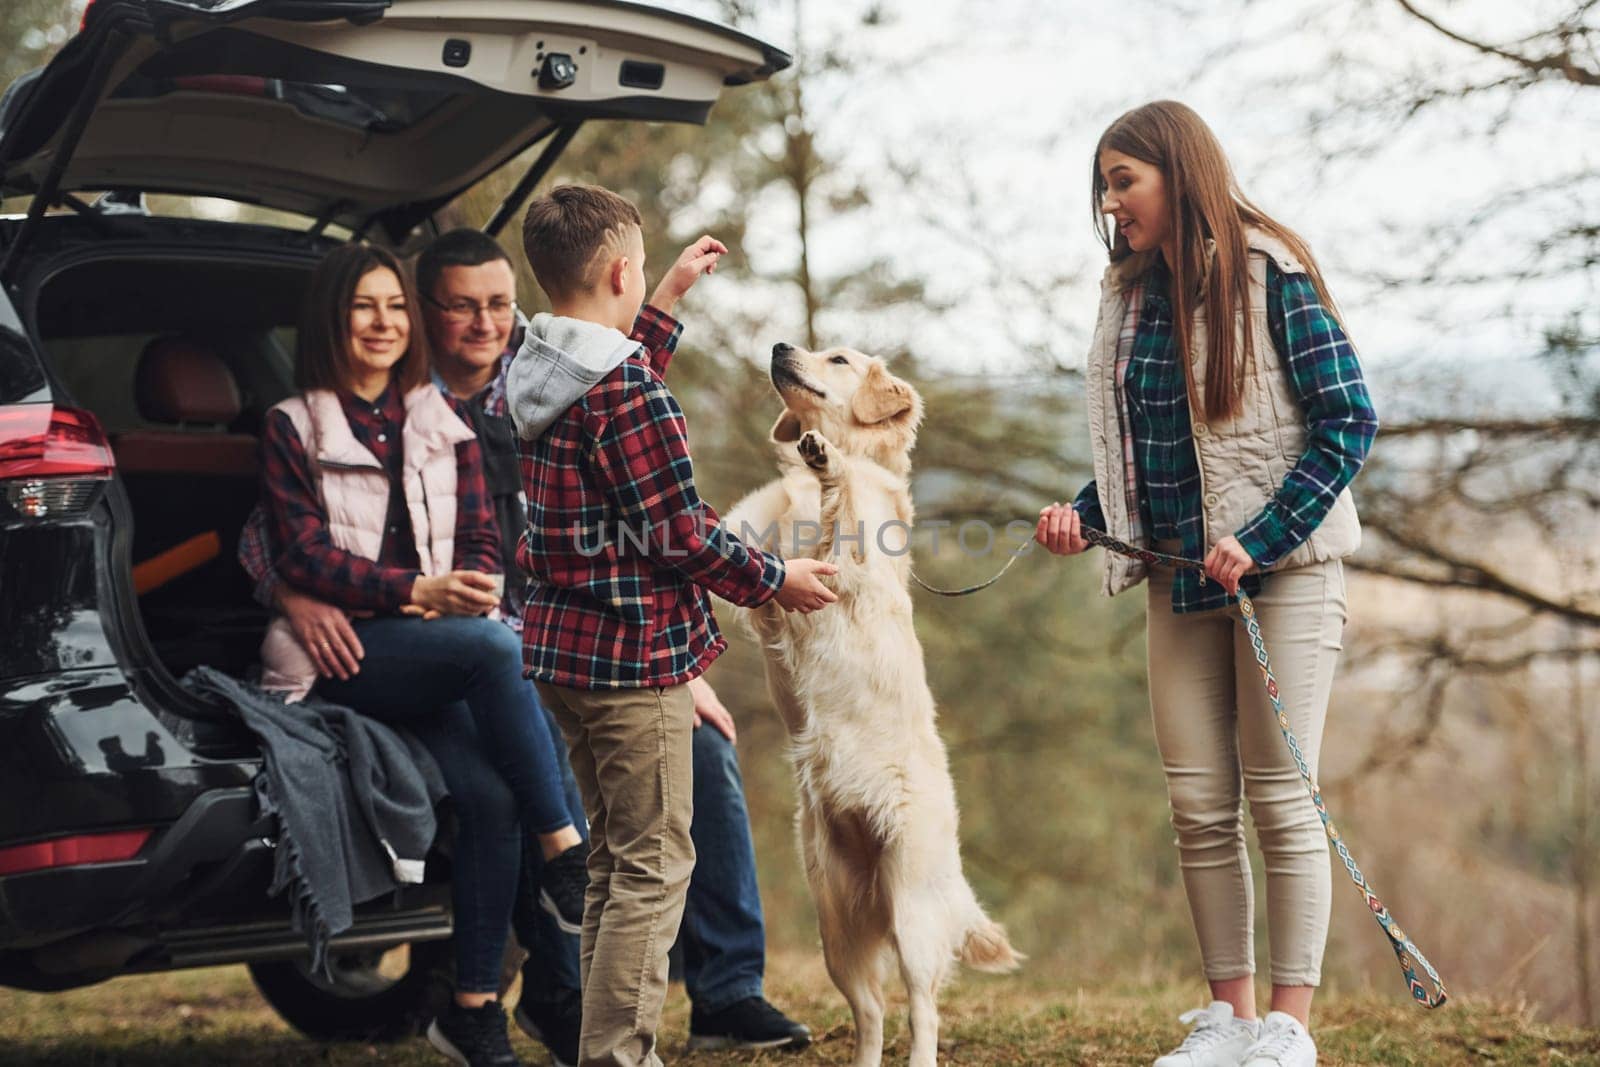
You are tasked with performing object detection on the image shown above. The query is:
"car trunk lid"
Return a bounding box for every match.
[0,0,789,250]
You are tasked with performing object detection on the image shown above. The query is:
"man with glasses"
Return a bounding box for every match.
[417,229,810,1064]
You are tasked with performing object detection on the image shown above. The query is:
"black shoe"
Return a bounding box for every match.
[426,1000,523,1067]
[538,844,588,935]
[687,996,812,1052]
[513,985,581,1067]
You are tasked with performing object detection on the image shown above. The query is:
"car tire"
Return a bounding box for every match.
[248,939,453,1042]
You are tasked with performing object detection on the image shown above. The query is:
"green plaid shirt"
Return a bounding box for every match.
[1075,258,1377,613]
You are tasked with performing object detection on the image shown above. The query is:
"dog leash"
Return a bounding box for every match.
[909,541,1032,596]
[911,524,1449,1009]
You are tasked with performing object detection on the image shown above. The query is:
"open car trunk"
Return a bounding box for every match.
[0,0,789,711]
[28,236,316,682]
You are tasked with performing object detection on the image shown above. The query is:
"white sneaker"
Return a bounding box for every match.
[1239,1011,1317,1066]
[1153,1000,1260,1067]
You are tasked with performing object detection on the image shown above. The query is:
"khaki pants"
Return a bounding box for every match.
[535,681,696,1067]
[1145,556,1345,987]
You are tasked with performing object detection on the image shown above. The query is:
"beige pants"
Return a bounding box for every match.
[1145,556,1345,987]
[535,681,696,1067]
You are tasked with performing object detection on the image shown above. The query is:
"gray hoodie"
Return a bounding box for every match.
[508,312,643,440]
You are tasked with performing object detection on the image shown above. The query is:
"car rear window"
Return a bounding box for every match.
[108,27,466,135]
[110,72,458,134]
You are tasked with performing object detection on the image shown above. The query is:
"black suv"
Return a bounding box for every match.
[0,0,785,1040]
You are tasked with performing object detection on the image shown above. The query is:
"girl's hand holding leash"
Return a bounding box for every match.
[1035,502,1088,556]
[1203,535,1256,595]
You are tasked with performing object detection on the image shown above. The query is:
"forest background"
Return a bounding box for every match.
[3,0,1597,1027]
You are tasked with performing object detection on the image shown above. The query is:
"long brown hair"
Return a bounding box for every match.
[296,242,431,394]
[1091,101,1340,421]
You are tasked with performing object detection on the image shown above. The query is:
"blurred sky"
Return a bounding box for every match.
[656,0,1598,419]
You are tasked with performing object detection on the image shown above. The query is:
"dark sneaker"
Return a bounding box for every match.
[427,1000,523,1067]
[513,985,581,1067]
[688,996,812,1052]
[538,844,588,935]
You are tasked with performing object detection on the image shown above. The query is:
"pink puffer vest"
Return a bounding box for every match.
[260,385,477,700]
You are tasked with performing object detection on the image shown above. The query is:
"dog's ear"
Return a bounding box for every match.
[851,362,916,425]
[770,409,802,443]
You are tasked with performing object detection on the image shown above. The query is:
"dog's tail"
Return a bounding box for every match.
[959,912,1023,974]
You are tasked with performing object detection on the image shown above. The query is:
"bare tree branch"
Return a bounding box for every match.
[1394,0,1600,87]
[1350,514,1600,625]
[1379,416,1600,438]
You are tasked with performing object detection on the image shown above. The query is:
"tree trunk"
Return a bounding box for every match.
[1574,650,1595,1026]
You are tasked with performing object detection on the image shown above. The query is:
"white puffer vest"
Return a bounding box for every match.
[1084,230,1362,597]
[260,385,477,700]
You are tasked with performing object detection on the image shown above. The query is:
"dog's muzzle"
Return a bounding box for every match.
[770,343,823,397]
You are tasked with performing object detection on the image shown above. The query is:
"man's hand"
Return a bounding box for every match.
[1035,502,1089,556]
[1203,535,1257,595]
[647,235,728,316]
[774,558,839,613]
[410,571,500,616]
[687,676,736,743]
[277,587,364,680]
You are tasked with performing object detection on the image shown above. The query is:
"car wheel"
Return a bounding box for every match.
[248,940,452,1042]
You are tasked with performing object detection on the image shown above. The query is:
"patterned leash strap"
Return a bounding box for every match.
[1075,524,1449,1009]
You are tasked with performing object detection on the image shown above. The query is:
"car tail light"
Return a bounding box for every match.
[0,829,152,877]
[0,404,114,519]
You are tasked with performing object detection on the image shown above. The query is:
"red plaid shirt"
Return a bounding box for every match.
[259,384,498,613]
[516,307,785,689]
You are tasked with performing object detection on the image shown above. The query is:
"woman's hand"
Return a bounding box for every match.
[277,587,365,679]
[409,571,501,617]
[1035,503,1089,556]
[1203,536,1256,595]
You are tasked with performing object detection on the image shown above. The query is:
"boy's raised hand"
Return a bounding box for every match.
[648,235,728,316]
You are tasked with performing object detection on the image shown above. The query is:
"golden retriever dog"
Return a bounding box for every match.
[725,342,1020,1067]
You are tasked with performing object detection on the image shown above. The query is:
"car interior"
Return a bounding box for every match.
[33,254,311,680]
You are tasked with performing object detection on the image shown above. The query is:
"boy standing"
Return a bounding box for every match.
[509,185,835,1067]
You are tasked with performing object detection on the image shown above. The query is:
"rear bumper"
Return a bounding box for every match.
[0,783,452,989]
[0,786,267,945]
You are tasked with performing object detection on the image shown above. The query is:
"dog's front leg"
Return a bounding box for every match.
[797,431,863,567]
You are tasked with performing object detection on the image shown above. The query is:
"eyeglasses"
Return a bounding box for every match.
[425,293,518,324]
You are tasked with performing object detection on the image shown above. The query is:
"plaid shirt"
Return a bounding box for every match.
[435,349,515,421]
[433,349,524,625]
[1075,258,1377,614]
[257,384,498,613]
[516,307,786,689]
[243,318,670,616]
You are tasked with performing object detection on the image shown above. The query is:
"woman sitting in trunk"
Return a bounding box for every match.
[258,241,584,1064]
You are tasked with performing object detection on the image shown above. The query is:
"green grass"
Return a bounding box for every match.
[0,952,1594,1065]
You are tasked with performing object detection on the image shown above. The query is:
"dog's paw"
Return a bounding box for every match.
[797,430,831,471]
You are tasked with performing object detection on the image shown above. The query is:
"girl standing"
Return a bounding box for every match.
[1036,100,1378,1067]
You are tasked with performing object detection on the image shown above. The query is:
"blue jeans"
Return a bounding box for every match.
[316,615,574,992]
[514,700,588,1001]
[678,722,767,1011]
[518,719,766,1011]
